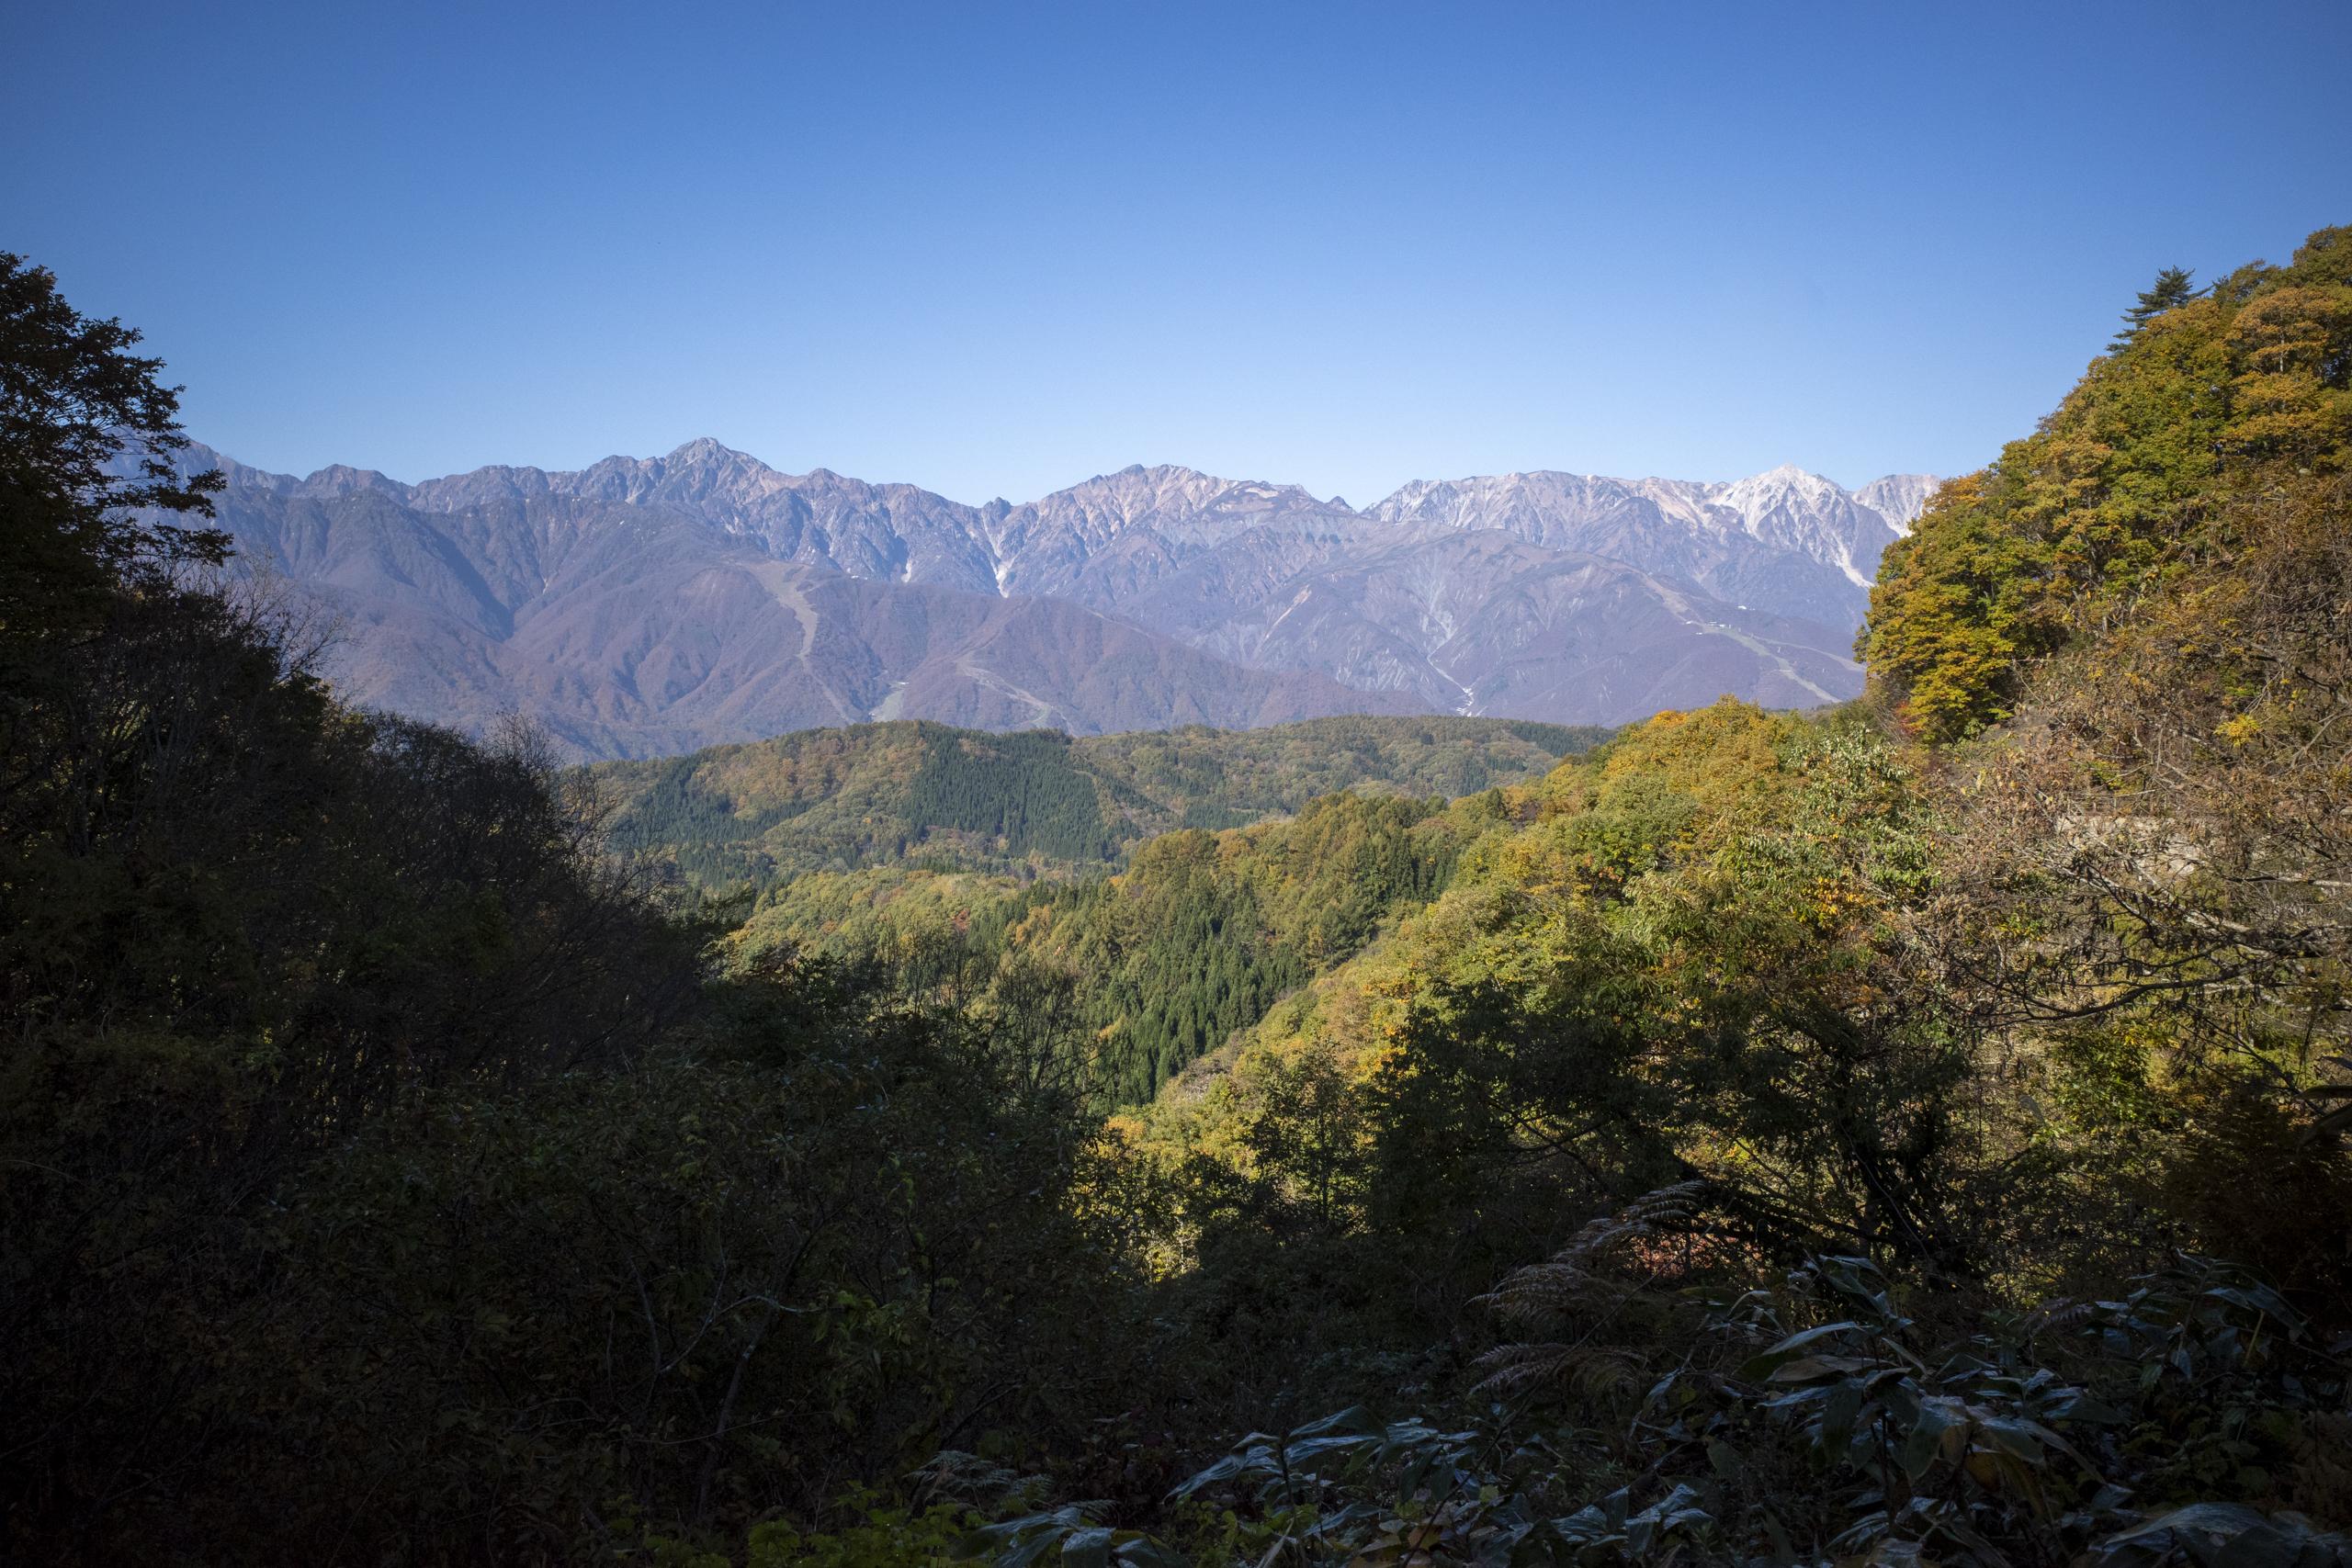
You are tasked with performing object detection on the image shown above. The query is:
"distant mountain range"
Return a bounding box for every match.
[198,480,1408,759]
[161,440,1936,759]
[1368,466,1934,632]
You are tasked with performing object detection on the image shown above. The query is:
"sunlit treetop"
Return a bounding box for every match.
[1860,223,2352,741]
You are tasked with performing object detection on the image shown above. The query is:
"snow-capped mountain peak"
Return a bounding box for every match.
[1362,463,1937,630]
[158,434,1937,638]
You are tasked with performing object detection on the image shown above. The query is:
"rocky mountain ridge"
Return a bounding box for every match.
[155,440,1928,756]
[1365,463,1929,630]
[200,480,1417,757]
[176,441,1934,635]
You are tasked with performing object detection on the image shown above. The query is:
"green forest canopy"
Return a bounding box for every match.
[589,713,1608,888]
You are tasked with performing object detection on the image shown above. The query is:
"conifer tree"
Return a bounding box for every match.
[2108,263,2201,348]
[1,253,229,637]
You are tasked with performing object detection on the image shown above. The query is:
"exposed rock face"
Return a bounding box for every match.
[1168,529,1862,724]
[1853,472,1943,536]
[988,464,1375,597]
[162,438,1922,753]
[189,441,1930,634]
[1363,462,1937,632]
[215,437,1007,597]
[208,479,1416,758]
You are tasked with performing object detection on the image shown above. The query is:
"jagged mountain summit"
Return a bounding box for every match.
[157,440,1929,756]
[208,440,1931,636]
[198,437,1008,596]
[1364,463,1938,632]
[194,472,1414,757]
[1853,473,1939,532]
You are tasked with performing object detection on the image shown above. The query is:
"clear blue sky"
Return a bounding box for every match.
[6,1,2346,505]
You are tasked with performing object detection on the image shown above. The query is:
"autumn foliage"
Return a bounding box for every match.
[1861,226,2350,741]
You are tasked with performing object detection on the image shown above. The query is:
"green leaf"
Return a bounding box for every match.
[1900,1398,1961,1480]
[1058,1526,1115,1568]
[1289,1406,1381,1440]
[1768,1355,1887,1383]
[1759,1321,1871,1358]
[1817,1381,1865,1469]
[2210,1526,2309,1568]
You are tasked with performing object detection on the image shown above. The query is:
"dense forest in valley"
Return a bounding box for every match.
[587,714,1605,889]
[3,226,2349,1568]
[734,785,1504,1102]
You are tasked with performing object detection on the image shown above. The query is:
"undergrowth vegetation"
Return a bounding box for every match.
[6,232,2351,1565]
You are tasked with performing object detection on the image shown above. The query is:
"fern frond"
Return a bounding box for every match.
[1476,1262,1630,1325]
[1473,1180,1710,1325]
[1565,1180,1706,1268]
[1611,1180,1707,1235]
[2023,1298,2100,1335]
[907,1449,1052,1510]
[1471,1342,1644,1396]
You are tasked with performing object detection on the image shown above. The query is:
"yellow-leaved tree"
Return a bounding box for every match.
[1861,225,2350,742]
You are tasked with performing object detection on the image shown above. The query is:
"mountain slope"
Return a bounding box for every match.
[211,482,1418,757]
[182,442,1930,635]
[1168,528,1864,722]
[208,437,1005,596]
[1853,472,1939,533]
[170,440,1914,745]
[1363,462,1936,632]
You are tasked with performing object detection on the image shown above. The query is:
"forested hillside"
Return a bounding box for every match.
[587,713,1604,886]
[1861,224,2349,738]
[735,786,1508,1101]
[6,231,2351,1568]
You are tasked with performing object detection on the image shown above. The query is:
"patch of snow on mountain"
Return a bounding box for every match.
[1853,473,1942,536]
